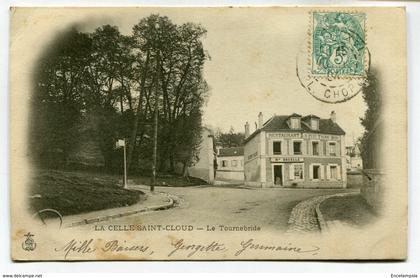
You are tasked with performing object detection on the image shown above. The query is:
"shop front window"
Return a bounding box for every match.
[330,165,337,179]
[294,164,304,180]
[313,165,320,179]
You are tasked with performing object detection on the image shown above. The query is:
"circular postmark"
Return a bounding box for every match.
[297,11,370,103]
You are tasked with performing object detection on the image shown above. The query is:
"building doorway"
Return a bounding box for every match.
[273,165,283,186]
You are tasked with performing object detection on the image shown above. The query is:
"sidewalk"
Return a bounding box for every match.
[286,189,359,234]
[62,185,175,228]
[317,193,377,232]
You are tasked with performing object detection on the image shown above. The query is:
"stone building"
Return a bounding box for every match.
[345,144,363,170]
[243,111,347,188]
[179,127,216,184]
[360,119,384,210]
[216,147,244,181]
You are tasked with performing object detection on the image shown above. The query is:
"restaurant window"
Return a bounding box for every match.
[330,165,338,179]
[293,141,302,155]
[312,141,319,156]
[313,165,320,179]
[293,164,304,180]
[273,141,282,155]
[329,142,337,156]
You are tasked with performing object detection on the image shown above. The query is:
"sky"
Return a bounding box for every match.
[71,8,367,145]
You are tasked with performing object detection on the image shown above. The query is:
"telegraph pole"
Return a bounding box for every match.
[116,138,127,188]
[151,23,161,193]
[151,86,158,192]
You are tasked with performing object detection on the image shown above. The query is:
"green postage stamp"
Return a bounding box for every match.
[297,11,369,103]
[311,12,366,77]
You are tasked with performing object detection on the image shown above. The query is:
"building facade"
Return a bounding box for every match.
[244,112,347,188]
[176,127,216,184]
[345,144,363,170]
[216,147,244,181]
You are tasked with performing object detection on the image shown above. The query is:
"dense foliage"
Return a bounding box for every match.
[359,69,382,169]
[214,127,245,148]
[30,15,209,175]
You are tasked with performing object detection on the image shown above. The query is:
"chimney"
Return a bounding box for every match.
[330,111,336,123]
[258,112,263,129]
[244,122,250,138]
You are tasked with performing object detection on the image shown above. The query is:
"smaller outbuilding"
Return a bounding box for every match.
[216,147,244,181]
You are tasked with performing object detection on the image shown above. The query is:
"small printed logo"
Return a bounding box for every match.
[22,232,37,251]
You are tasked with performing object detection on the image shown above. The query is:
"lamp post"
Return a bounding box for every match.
[116,138,127,189]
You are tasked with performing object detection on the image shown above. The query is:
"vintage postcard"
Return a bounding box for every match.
[10,7,407,260]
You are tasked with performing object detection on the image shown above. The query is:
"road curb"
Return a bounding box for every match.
[315,192,359,233]
[65,193,176,228]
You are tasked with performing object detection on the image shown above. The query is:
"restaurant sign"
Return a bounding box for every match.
[270,157,304,163]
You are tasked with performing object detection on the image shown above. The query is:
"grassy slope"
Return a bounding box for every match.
[29,170,143,216]
[133,175,206,187]
[319,194,377,227]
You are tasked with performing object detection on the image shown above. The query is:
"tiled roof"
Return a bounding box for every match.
[218,147,244,157]
[245,114,345,143]
[288,113,302,118]
[302,114,320,120]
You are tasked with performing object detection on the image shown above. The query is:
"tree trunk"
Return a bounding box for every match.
[127,87,133,111]
[169,154,175,173]
[127,50,150,171]
[182,161,189,178]
[120,92,124,114]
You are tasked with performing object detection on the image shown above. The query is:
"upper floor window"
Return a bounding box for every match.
[311,119,319,130]
[273,141,282,155]
[312,141,319,156]
[222,160,228,167]
[329,142,337,156]
[291,118,300,129]
[231,160,238,167]
[293,141,302,155]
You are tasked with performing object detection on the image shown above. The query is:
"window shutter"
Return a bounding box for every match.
[326,165,331,180]
[301,141,306,155]
[289,165,294,180]
[320,141,324,156]
[281,140,284,155]
[337,165,341,180]
[269,140,273,155]
[309,164,313,180]
[309,141,313,156]
[336,142,340,156]
[289,140,293,155]
[320,165,325,180]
